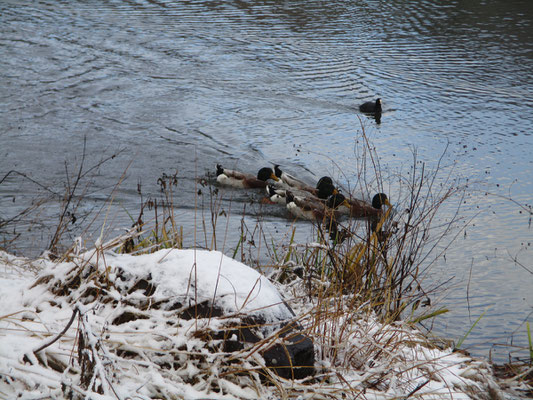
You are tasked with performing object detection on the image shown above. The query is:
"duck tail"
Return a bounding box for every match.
[285,190,295,204]
[266,185,276,196]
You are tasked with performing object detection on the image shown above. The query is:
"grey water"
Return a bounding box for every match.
[1,0,532,363]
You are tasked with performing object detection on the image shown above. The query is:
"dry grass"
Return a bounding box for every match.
[0,234,504,399]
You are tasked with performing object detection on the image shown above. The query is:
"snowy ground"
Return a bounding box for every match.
[0,243,530,399]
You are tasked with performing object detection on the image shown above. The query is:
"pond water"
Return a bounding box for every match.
[1,0,532,363]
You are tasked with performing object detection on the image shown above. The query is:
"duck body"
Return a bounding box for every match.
[274,165,309,189]
[341,196,386,218]
[286,191,349,221]
[266,185,287,204]
[359,98,382,114]
[332,192,390,218]
[273,166,340,197]
[266,184,312,205]
[274,165,320,195]
[285,191,327,221]
[266,175,338,205]
[216,164,279,188]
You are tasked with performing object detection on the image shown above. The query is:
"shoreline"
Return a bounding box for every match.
[1,234,531,399]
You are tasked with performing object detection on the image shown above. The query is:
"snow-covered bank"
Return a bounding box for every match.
[0,248,529,399]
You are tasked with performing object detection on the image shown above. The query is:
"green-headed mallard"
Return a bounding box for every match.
[216,164,279,188]
[338,192,391,218]
[371,193,390,210]
[369,193,393,233]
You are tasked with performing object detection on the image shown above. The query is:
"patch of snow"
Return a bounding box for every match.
[0,248,528,399]
[78,248,295,321]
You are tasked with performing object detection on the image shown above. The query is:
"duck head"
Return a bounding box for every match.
[372,193,390,209]
[316,176,333,189]
[316,176,338,199]
[317,182,338,199]
[257,167,279,182]
[375,98,382,113]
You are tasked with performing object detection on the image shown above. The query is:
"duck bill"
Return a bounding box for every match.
[270,173,280,181]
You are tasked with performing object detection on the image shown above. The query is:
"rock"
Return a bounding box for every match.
[178,300,315,380]
[109,249,315,380]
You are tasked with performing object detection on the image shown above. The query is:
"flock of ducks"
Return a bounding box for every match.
[215,164,390,229]
[214,98,387,231]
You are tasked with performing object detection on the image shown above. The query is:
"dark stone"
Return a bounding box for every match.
[113,266,315,380]
[215,315,315,380]
[112,311,149,325]
[261,321,315,380]
[222,339,244,353]
[178,300,224,320]
[179,302,315,379]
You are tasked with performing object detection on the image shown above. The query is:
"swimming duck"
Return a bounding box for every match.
[274,166,339,196]
[274,165,307,189]
[359,98,382,114]
[273,165,323,195]
[285,191,350,221]
[369,193,393,233]
[340,192,391,218]
[216,164,279,188]
[266,176,338,204]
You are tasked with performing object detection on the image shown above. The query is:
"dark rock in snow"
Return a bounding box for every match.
[110,250,315,380]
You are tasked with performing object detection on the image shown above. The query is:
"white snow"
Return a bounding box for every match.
[86,248,294,321]
[0,248,526,399]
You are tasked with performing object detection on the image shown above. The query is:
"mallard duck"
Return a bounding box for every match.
[369,193,394,234]
[273,165,329,196]
[266,176,338,204]
[359,98,382,114]
[274,165,309,190]
[285,191,325,220]
[216,164,279,188]
[285,191,350,221]
[338,192,391,218]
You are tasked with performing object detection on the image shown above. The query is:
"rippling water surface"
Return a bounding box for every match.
[1,0,532,362]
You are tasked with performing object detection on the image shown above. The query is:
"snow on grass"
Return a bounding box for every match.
[100,248,294,321]
[0,248,522,399]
